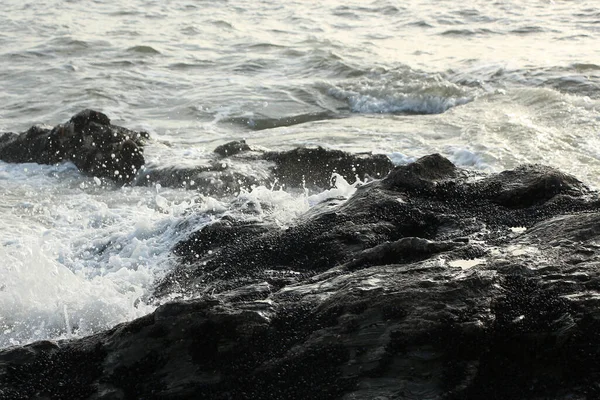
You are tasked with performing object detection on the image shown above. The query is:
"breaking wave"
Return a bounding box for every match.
[324,70,474,114]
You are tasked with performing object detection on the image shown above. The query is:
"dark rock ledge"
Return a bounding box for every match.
[0,110,392,192]
[136,141,393,195]
[2,120,600,399]
[0,110,148,183]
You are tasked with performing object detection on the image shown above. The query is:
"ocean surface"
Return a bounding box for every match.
[1,0,599,348]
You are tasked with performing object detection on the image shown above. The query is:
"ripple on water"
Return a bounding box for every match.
[126,45,161,55]
[439,28,498,36]
[572,63,600,72]
[510,25,547,34]
[209,19,235,30]
[168,61,216,70]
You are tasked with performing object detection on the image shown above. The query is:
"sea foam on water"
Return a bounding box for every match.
[0,163,197,347]
[0,151,361,346]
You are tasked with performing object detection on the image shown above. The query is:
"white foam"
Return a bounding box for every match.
[338,91,472,114]
[0,161,203,347]
[0,158,364,347]
[325,75,473,115]
[228,173,360,227]
[0,238,154,346]
[306,173,361,206]
[389,152,417,165]
[445,146,492,170]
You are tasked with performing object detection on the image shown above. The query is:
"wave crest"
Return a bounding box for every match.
[324,69,473,114]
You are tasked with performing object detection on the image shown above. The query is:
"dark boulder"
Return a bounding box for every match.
[213,140,251,157]
[136,163,264,195]
[157,154,591,298]
[264,146,393,189]
[383,152,458,192]
[0,125,57,164]
[173,217,273,265]
[2,155,600,399]
[136,142,395,195]
[0,110,148,183]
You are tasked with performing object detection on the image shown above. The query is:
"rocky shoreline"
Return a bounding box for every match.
[1,111,600,399]
[0,110,392,195]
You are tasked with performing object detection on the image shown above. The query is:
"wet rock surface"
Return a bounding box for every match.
[263,146,393,189]
[138,140,394,195]
[3,155,600,399]
[0,110,393,192]
[0,110,148,183]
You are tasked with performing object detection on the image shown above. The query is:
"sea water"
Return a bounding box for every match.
[1,0,599,347]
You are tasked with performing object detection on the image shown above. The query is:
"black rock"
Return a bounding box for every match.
[264,146,393,188]
[213,140,251,157]
[0,125,57,164]
[136,142,395,195]
[135,162,264,196]
[0,110,148,183]
[2,155,600,399]
[382,152,458,191]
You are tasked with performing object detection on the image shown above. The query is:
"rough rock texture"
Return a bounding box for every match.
[0,110,148,183]
[213,140,252,157]
[263,146,393,189]
[3,155,600,399]
[136,162,266,196]
[1,111,392,191]
[138,140,394,195]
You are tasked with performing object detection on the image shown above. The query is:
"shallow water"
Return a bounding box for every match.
[1,0,599,347]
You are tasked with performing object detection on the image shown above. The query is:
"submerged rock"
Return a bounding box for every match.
[3,156,600,399]
[263,146,392,189]
[213,139,251,157]
[136,162,265,196]
[0,112,391,190]
[138,141,394,195]
[0,110,148,183]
